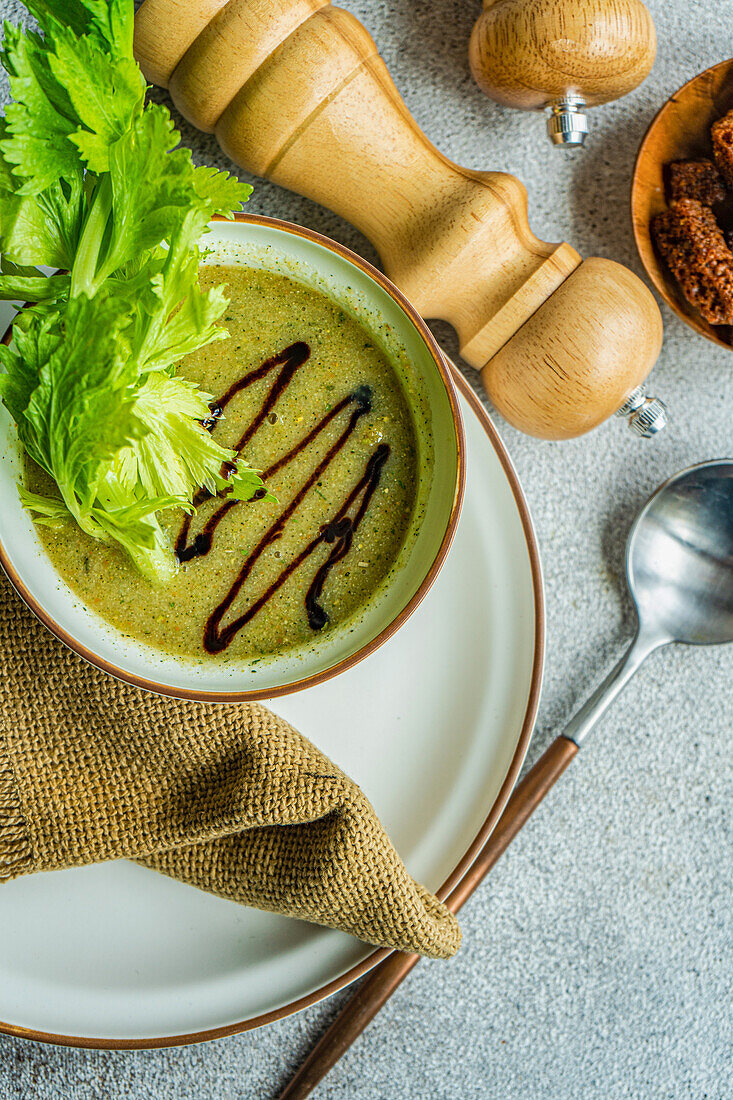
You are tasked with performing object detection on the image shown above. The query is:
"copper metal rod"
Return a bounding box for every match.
[277,735,578,1100]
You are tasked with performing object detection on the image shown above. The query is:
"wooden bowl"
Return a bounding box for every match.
[632,58,733,349]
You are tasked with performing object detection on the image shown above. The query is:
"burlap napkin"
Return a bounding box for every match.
[0,574,460,958]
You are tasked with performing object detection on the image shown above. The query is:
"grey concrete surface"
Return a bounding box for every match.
[0,0,731,1097]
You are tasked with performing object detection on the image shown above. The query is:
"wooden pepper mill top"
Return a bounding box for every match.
[469,0,657,146]
[134,0,664,440]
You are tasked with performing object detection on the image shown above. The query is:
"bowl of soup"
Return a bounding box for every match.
[0,215,464,700]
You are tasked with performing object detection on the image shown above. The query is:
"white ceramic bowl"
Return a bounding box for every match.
[0,215,464,701]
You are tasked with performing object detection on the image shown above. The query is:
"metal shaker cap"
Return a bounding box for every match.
[547,97,589,147]
[615,386,668,437]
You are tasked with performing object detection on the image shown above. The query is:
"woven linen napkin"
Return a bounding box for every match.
[0,574,461,959]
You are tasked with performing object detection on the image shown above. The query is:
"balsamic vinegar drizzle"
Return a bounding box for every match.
[174,341,392,654]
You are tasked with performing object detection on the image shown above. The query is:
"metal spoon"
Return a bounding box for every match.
[565,458,733,745]
[278,457,733,1100]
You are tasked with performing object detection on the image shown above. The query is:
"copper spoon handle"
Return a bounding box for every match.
[277,735,578,1100]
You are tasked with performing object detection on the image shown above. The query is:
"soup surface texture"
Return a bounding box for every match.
[26,265,420,663]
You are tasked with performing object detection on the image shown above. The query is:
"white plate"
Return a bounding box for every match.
[0,372,542,1046]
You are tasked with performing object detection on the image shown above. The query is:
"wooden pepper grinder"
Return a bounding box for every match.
[469,0,657,146]
[133,0,665,440]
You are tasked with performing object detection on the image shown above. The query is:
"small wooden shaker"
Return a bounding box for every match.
[469,0,657,146]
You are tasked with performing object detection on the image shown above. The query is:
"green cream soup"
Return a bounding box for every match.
[25,266,422,662]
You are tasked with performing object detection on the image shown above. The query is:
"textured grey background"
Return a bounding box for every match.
[0,0,732,1097]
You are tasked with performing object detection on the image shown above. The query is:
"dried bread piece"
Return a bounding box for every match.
[667,158,726,206]
[652,198,733,324]
[712,110,733,189]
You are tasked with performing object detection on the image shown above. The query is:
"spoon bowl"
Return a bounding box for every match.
[628,460,733,646]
